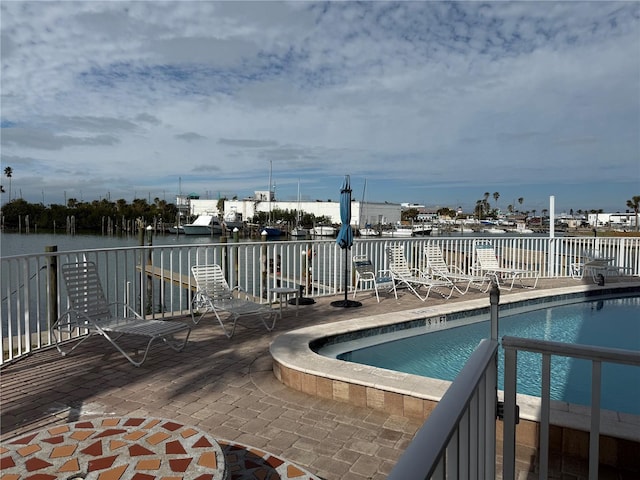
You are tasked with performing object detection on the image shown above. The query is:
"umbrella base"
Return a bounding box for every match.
[288,297,315,305]
[330,299,362,308]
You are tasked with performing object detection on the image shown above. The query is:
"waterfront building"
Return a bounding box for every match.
[190,193,401,226]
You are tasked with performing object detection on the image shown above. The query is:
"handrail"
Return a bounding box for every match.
[2,235,639,365]
[388,338,499,479]
[502,336,640,480]
[502,336,640,366]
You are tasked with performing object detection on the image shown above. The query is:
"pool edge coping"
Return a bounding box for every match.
[270,282,640,442]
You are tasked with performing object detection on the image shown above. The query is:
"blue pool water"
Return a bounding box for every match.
[338,296,640,415]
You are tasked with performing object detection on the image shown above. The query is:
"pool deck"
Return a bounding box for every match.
[2,277,639,479]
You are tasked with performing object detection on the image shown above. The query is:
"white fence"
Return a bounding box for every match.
[2,235,639,365]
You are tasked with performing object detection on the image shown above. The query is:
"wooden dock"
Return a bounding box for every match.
[138,265,196,291]
[138,264,331,296]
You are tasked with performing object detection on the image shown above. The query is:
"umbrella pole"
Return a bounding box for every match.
[331,246,361,308]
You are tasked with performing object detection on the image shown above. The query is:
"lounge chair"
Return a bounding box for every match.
[51,261,191,367]
[191,264,277,338]
[571,250,629,284]
[473,241,539,290]
[424,244,490,294]
[386,244,454,301]
[352,255,396,302]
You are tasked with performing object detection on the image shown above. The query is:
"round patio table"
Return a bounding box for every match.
[0,417,227,479]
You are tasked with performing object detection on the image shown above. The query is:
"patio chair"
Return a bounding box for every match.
[51,261,191,367]
[352,255,396,302]
[473,241,539,290]
[424,244,490,295]
[386,244,455,301]
[571,250,629,284]
[191,264,277,338]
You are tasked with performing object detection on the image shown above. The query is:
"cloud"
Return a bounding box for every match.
[1,1,638,212]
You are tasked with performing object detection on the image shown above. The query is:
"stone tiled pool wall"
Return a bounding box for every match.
[270,283,640,472]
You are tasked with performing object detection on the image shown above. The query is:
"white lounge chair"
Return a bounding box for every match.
[424,244,489,295]
[473,241,539,290]
[352,255,396,302]
[191,264,277,338]
[51,261,191,367]
[571,250,628,284]
[386,244,454,301]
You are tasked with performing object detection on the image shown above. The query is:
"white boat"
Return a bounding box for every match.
[222,211,243,231]
[515,222,534,234]
[483,227,506,234]
[381,227,414,237]
[290,226,310,237]
[168,225,185,234]
[182,215,222,235]
[312,225,336,237]
[412,224,432,236]
[359,227,379,237]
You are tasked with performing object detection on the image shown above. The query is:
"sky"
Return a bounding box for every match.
[1,1,639,215]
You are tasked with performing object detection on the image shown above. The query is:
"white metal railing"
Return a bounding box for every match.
[2,235,639,364]
[502,336,640,480]
[388,281,502,479]
[387,338,499,479]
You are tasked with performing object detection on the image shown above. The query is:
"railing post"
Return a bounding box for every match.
[503,346,517,480]
[45,246,58,329]
[145,225,153,315]
[488,280,500,479]
[221,235,228,278]
[490,280,500,341]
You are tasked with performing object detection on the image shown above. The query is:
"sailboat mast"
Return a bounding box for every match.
[360,179,367,228]
[268,160,272,223]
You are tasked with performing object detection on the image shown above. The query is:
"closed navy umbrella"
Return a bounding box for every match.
[331,175,361,308]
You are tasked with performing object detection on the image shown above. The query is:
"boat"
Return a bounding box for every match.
[290,226,310,237]
[182,215,222,235]
[262,226,284,237]
[381,226,414,237]
[261,160,284,237]
[222,211,244,231]
[412,224,432,236]
[168,225,185,234]
[483,227,506,234]
[359,226,379,237]
[290,180,309,237]
[312,225,336,237]
[514,222,534,234]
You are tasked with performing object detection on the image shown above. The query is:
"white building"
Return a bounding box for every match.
[190,193,401,226]
[587,212,637,229]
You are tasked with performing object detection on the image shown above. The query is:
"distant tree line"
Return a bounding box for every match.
[0,197,177,233]
[0,198,335,233]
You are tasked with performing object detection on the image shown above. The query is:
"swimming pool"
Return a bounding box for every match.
[335,296,640,415]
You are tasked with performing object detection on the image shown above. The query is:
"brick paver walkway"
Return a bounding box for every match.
[1,279,637,479]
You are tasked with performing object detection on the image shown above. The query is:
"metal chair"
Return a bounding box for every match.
[473,241,539,290]
[51,261,191,367]
[191,264,277,338]
[424,244,490,294]
[352,255,396,302]
[386,244,455,301]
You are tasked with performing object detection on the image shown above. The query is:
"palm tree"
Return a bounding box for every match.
[626,196,640,232]
[493,192,500,210]
[517,197,524,213]
[4,166,12,201]
[475,200,483,220]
